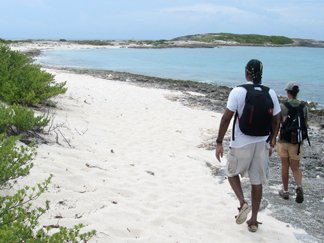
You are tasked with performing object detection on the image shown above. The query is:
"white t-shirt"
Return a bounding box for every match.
[227,82,281,148]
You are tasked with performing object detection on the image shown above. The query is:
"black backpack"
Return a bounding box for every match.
[232,84,274,140]
[280,101,310,154]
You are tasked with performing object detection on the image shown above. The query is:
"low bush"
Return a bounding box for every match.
[0,134,34,186]
[0,104,49,136]
[0,44,67,106]
[0,135,96,242]
[0,44,96,242]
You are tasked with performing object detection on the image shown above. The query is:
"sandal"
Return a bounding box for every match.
[247,220,262,233]
[235,202,251,224]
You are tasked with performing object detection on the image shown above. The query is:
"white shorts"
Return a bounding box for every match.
[226,141,270,185]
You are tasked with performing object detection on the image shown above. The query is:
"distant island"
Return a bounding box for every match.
[171,33,324,47]
[2,33,324,48]
[70,33,324,48]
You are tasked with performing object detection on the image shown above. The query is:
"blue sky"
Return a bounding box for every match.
[1,0,324,40]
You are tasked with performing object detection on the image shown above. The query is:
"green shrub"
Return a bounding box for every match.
[0,134,34,186]
[0,104,49,135]
[0,135,96,242]
[11,104,49,133]
[0,178,51,242]
[0,44,67,106]
[0,38,9,44]
[72,40,114,46]
[0,43,95,242]
[0,177,96,242]
[0,105,12,134]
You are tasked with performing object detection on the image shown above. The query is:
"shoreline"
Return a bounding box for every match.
[49,66,324,127]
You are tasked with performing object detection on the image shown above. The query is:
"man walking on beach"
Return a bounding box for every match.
[215,59,280,232]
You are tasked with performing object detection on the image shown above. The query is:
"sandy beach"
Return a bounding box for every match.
[13,65,310,242]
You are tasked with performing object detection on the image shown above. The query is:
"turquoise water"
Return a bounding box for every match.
[36,46,324,105]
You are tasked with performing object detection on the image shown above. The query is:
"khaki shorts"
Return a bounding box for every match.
[226,141,270,185]
[276,142,303,161]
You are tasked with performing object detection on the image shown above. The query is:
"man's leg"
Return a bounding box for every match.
[228,175,251,224]
[249,184,262,223]
[228,175,245,207]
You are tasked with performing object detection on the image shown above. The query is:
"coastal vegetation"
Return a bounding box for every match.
[0,44,95,242]
[126,39,171,47]
[71,40,114,46]
[172,33,294,45]
[0,38,12,44]
[0,45,66,106]
[0,104,49,137]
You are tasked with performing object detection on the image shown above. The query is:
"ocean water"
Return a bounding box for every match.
[36,46,324,106]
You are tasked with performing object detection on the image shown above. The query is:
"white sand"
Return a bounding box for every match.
[17,68,309,242]
[9,40,119,52]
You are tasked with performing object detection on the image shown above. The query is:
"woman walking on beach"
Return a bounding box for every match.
[277,82,309,203]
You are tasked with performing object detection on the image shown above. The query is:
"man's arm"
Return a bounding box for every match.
[215,108,234,162]
[269,91,281,149]
[270,113,280,148]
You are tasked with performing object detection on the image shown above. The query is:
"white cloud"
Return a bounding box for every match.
[264,5,324,27]
[161,4,247,15]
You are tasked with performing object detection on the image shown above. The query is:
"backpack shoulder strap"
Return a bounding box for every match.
[231,84,251,141]
[298,102,305,110]
[260,85,270,93]
[240,83,270,94]
[284,101,293,111]
[238,84,252,92]
[232,111,238,141]
[239,83,257,89]
[297,102,305,114]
